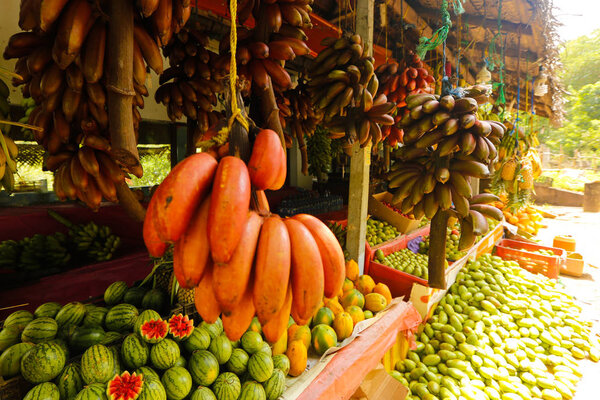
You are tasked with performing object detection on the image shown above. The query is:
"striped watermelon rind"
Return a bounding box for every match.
[21,317,59,344]
[108,345,121,378]
[272,354,290,376]
[211,372,241,400]
[247,352,274,383]
[69,326,106,352]
[161,366,192,400]
[226,348,249,376]
[105,304,139,332]
[55,363,84,400]
[0,342,34,378]
[141,289,168,313]
[188,350,220,386]
[263,369,285,400]
[34,302,62,319]
[104,281,128,306]
[80,344,114,384]
[183,326,211,353]
[240,381,266,400]
[24,382,60,400]
[3,310,34,331]
[47,339,70,361]
[134,310,161,333]
[0,326,21,352]
[106,371,144,400]
[200,318,223,340]
[209,334,233,365]
[189,386,217,400]
[21,342,66,383]
[137,373,167,400]
[83,307,108,328]
[121,334,149,370]
[74,383,107,400]
[123,287,148,307]
[168,314,194,341]
[55,302,86,328]
[240,331,263,355]
[135,366,160,381]
[149,338,180,370]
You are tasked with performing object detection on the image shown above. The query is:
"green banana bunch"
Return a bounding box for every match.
[18,97,36,140]
[0,240,21,268]
[45,232,71,268]
[19,234,48,270]
[306,125,333,179]
[69,222,121,261]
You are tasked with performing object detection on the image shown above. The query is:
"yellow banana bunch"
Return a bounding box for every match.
[0,133,18,192]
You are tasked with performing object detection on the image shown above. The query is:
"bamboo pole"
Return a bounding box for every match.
[428,210,449,289]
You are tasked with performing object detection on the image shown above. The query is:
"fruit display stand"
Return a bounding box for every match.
[282,299,421,400]
[495,238,567,279]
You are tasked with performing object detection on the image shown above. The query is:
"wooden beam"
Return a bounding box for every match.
[346,0,373,273]
[389,0,476,84]
[406,1,533,35]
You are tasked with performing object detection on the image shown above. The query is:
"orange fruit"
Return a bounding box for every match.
[345,260,359,281]
[373,283,392,305]
[356,275,376,295]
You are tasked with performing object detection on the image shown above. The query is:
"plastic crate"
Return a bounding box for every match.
[470,221,504,259]
[495,239,566,279]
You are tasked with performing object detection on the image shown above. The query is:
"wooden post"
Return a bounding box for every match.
[428,210,449,289]
[346,0,374,273]
[106,0,145,222]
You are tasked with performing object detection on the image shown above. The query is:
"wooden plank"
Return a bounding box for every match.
[346,0,374,273]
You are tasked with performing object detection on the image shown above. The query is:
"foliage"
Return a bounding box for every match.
[537,169,600,192]
[560,29,600,92]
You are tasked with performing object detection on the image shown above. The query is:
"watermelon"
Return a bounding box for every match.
[263,369,285,400]
[21,317,58,344]
[161,366,192,400]
[123,287,148,307]
[104,281,128,306]
[190,386,217,400]
[239,381,266,400]
[226,348,249,376]
[100,331,122,345]
[174,355,186,368]
[80,344,114,384]
[48,338,70,361]
[0,326,21,351]
[55,363,84,400]
[247,352,273,383]
[209,334,233,365]
[108,345,121,378]
[105,304,139,332]
[69,326,106,352]
[57,324,78,342]
[141,289,168,313]
[149,338,180,370]
[83,307,108,327]
[257,342,272,357]
[0,342,34,377]
[183,326,211,353]
[241,331,263,355]
[21,342,66,383]
[134,310,161,333]
[168,314,194,341]
[24,382,60,400]
[55,302,86,327]
[3,310,34,331]
[271,354,290,375]
[200,318,223,340]
[135,366,160,381]
[211,372,241,400]
[34,302,62,319]
[121,334,149,369]
[74,383,108,400]
[188,350,220,386]
[107,371,143,400]
[139,319,168,344]
[137,374,167,400]
[230,340,240,349]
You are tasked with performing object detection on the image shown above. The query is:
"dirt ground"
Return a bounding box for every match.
[535,206,600,399]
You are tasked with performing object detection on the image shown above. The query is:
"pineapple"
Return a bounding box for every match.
[177,288,195,305]
[154,263,173,292]
[519,162,534,190]
[501,159,517,181]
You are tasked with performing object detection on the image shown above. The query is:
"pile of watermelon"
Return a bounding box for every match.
[0,280,289,400]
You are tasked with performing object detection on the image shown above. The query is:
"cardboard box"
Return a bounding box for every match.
[369,192,422,234]
[561,253,584,277]
[351,364,408,400]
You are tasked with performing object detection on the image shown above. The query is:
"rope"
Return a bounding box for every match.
[456,14,462,86]
[227,0,248,132]
[513,33,522,154]
[416,0,451,59]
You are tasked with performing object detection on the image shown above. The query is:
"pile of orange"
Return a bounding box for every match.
[492,196,545,236]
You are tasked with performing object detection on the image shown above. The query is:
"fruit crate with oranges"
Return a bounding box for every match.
[495,239,566,279]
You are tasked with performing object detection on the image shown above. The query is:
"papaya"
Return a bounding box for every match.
[142,198,167,258]
[173,196,210,289]
[286,340,307,377]
[253,216,291,324]
[284,218,324,326]
[248,129,284,190]
[208,156,251,264]
[222,284,256,341]
[293,214,345,298]
[194,261,221,323]
[269,149,287,190]
[150,153,217,242]
[262,282,293,344]
[213,211,263,313]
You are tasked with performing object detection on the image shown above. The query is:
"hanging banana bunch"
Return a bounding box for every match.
[5,0,191,209]
[387,86,506,250]
[375,52,436,146]
[155,23,225,141]
[0,132,18,193]
[310,34,397,151]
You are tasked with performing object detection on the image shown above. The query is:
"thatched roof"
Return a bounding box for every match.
[313,0,564,124]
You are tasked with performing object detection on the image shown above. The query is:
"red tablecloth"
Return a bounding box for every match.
[296,301,421,400]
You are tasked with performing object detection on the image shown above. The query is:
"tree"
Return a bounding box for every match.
[560,29,600,91]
